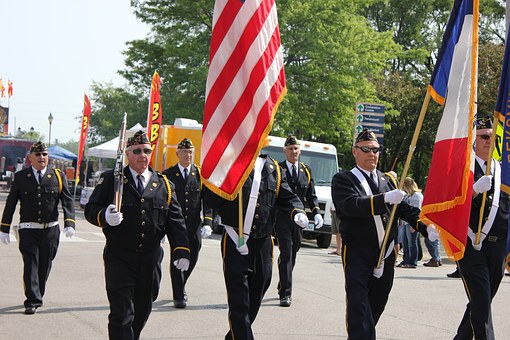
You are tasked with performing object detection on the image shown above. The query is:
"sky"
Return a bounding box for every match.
[0,0,149,144]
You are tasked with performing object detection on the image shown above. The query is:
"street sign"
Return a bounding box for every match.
[356,103,385,114]
[354,102,385,145]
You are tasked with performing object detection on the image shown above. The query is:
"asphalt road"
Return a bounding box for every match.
[0,192,508,339]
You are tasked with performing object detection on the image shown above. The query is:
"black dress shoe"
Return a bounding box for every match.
[447,269,461,278]
[173,299,187,308]
[24,307,37,315]
[279,297,291,307]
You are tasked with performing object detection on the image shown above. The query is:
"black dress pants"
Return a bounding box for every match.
[342,243,395,340]
[222,233,273,340]
[170,228,201,300]
[18,226,60,308]
[454,239,506,340]
[274,216,302,298]
[104,245,163,340]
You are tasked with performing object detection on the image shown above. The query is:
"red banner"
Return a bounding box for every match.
[7,80,13,98]
[75,94,91,187]
[147,71,162,167]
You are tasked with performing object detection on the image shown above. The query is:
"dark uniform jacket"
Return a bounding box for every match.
[332,169,426,249]
[279,161,320,215]
[1,166,75,233]
[206,155,305,237]
[162,164,212,236]
[84,166,190,259]
[470,161,509,239]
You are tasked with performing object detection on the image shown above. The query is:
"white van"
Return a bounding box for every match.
[263,136,338,248]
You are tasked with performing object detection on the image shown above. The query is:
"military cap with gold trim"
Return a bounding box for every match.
[126,130,150,147]
[30,141,48,153]
[284,134,300,147]
[177,138,194,149]
[355,128,377,144]
[476,116,493,130]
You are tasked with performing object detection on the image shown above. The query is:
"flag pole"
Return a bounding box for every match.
[474,112,498,244]
[377,91,431,268]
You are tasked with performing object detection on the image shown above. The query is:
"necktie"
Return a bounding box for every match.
[183,168,188,182]
[368,172,379,194]
[37,170,43,184]
[292,165,298,182]
[137,175,144,195]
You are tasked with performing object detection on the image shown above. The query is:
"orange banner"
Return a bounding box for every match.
[147,71,162,167]
[76,94,91,187]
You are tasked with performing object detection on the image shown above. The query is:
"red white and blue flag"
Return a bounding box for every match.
[200,0,286,200]
[420,0,479,261]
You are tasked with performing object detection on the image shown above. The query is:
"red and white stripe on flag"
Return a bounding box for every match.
[201,0,286,200]
[420,0,478,261]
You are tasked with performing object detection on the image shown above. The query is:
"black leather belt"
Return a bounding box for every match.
[486,235,504,242]
[250,232,270,239]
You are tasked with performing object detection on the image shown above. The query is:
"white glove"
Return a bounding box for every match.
[384,189,406,204]
[294,212,309,229]
[64,227,75,239]
[201,225,212,238]
[173,258,190,272]
[473,175,492,194]
[0,231,10,245]
[427,224,440,242]
[314,214,324,229]
[105,204,123,226]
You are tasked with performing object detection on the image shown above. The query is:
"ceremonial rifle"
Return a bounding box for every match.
[114,113,127,211]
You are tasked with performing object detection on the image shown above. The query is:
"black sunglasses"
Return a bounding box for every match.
[131,148,153,155]
[476,134,491,140]
[355,146,381,154]
[35,152,48,157]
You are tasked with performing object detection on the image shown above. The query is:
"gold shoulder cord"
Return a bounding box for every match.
[161,174,172,206]
[54,169,63,193]
[274,158,281,197]
[301,162,311,185]
[195,164,202,189]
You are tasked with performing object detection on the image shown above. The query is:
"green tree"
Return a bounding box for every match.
[364,0,505,186]
[275,0,399,154]
[89,82,146,144]
[95,0,398,155]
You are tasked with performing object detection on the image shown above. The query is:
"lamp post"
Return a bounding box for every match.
[48,113,54,147]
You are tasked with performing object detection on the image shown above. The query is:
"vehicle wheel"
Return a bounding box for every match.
[316,233,332,248]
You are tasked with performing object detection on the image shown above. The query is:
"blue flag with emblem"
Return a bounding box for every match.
[494,24,510,269]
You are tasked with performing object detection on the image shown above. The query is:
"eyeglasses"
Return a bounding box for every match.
[34,152,48,157]
[476,134,491,140]
[131,148,153,155]
[355,146,381,154]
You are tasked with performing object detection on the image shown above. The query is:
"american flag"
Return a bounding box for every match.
[200,0,286,200]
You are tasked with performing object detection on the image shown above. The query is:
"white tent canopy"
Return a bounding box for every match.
[87,123,144,159]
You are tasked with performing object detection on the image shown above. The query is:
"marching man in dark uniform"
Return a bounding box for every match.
[274,134,323,307]
[331,129,438,340]
[163,138,213,308]
[0,141,75,315]
[205,154,309,340]
[454,117,509,340]
[85,131,190,340]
